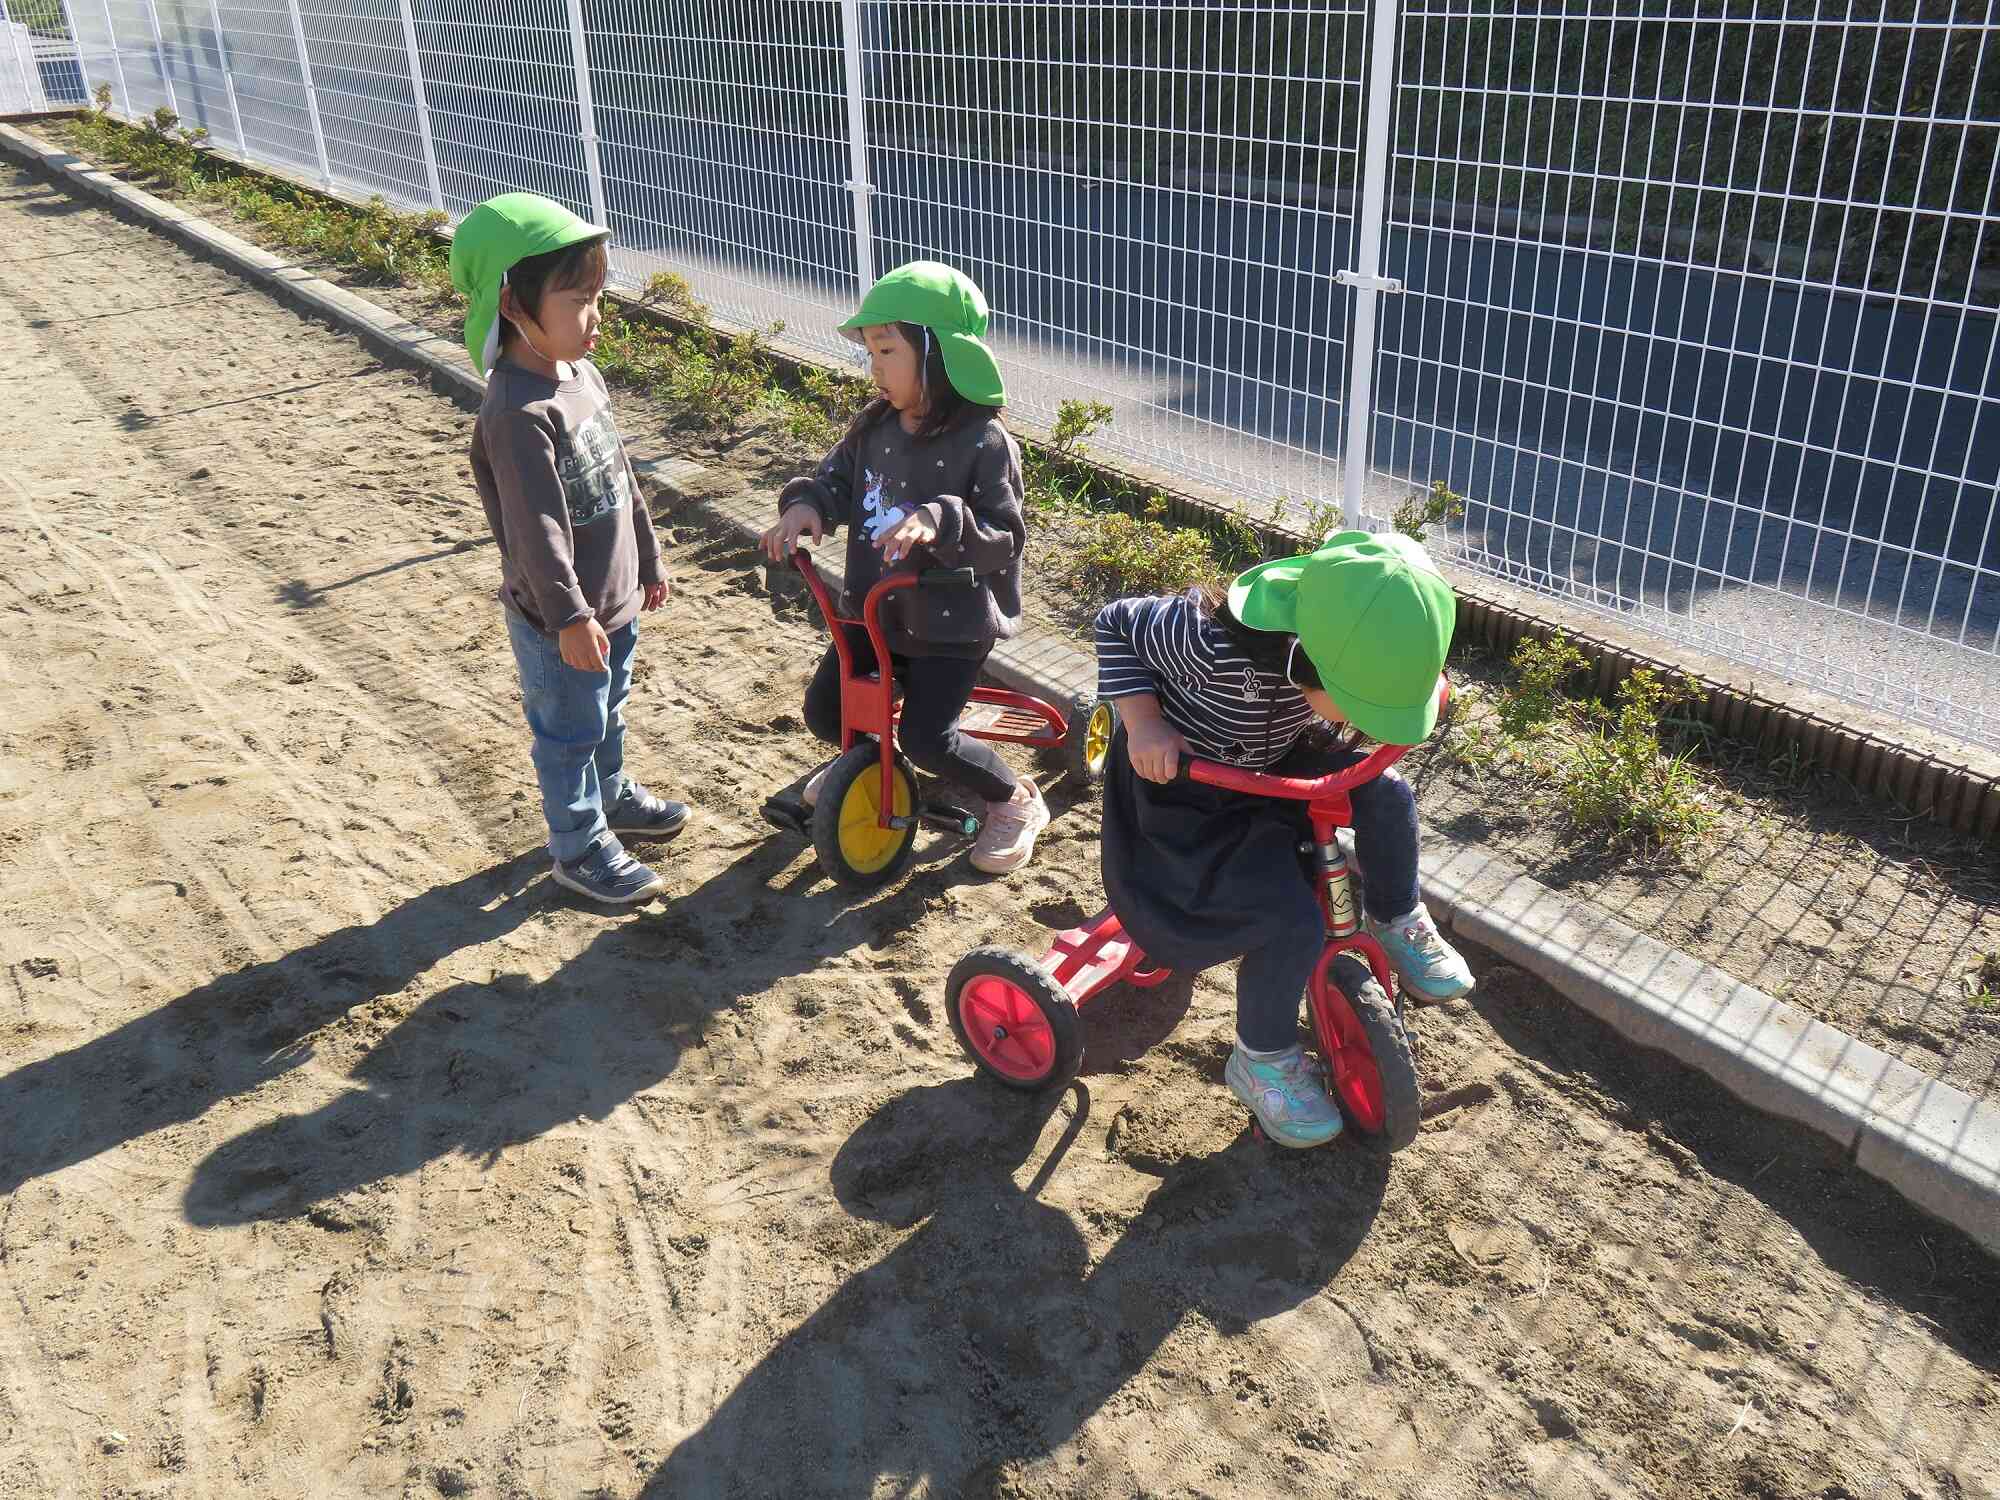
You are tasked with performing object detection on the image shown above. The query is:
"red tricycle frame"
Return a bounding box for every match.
[948,679,1449,1148]
[796,550,1070,817]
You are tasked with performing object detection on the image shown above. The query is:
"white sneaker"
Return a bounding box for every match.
[968,777,1050,875]
[801,760,832,809]
[801,736,873,809]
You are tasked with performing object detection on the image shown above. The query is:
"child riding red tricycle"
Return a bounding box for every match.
[944,709,1442,1151]
[946,530,1473,1153]
[761,551,1116,887]
[759,261,1119,884]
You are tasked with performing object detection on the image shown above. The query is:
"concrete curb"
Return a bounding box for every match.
[10,122,1995,1259]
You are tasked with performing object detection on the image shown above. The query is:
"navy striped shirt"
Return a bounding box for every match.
[1094,592,1318,768]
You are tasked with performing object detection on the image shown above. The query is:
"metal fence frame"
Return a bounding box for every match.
[51,0,2000,751]
[1,0,87,108]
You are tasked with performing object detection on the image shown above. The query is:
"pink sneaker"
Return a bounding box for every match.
[969,777,1050,874]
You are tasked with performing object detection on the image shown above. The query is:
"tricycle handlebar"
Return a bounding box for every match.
[786,548,967,620]
[1177,678,1450,799]
[786,548,976,672]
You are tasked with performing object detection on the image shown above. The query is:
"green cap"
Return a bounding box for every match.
[1227,530,1456,745]
[838,261,1006,406]
[449,192,608,376]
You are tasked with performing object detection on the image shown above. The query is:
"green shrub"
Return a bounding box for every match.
[1049,398,1112,454]
[1498,632,1588,738]
[1555,668,1712,854]
[1392,480,1467,545]
[1072,509,1226,598]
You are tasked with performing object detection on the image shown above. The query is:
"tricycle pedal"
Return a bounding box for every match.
[919,803,981,837]
[760,795,811,837]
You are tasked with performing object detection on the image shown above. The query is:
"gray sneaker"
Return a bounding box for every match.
[551,837,667,904]
[1224,1044,1345,1148]
[605,778,689,838]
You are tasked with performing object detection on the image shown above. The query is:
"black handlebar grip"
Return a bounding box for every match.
[918,567,977,589]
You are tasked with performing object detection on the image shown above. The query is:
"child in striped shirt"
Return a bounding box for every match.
[1093,530,1473,1148]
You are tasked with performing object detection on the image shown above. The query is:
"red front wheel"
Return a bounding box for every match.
[1311,954,1422,1151]
[945,947,1083,1091]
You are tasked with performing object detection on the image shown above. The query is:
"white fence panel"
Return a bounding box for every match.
[2,0,87,107]
[94,0,173,118]
[290,0,432,205]
[138,3,237,149]
[580,1,855,353]
[862,2,1373,502]
[2,16,50,112]
[206,1,322,178]
[58,0,2000,750]
[1370,0,1998,747]
[414,1,591,220]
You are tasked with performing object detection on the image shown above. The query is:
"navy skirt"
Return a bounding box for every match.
[1099,726,1347,974]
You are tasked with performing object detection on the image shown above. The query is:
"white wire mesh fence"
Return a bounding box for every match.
[0,0,86,108]
[582,3,855,345]
[51,0,2000,751]
[2,6,47,112]
[1373,0,1999,747]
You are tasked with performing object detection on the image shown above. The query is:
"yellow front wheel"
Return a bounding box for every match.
[1063,696,1117,786]
[811,743,919,888]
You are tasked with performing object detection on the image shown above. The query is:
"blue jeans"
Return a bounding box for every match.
[506,608,636,863]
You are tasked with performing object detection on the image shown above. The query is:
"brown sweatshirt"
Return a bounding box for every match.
[470,356,661,634]
[778,406,1025,659]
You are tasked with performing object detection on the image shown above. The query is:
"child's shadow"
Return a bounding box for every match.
[179,837,917,1227]
[645,1076,1388,1497]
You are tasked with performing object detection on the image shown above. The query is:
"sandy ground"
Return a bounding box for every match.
[1,162,1996,1500]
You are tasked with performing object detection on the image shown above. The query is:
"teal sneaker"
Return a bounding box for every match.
[1225,1044,1345,1149]
[1367,903,1474,1001]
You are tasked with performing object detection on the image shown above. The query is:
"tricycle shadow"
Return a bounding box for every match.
[644,1075,1388,1497]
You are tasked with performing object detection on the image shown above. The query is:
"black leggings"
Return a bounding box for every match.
[802,630,1018,803]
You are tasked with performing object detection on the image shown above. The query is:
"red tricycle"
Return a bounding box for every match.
[942,685,1449,1152]
[760,551,1118,888]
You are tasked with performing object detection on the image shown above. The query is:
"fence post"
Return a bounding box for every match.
[1337,0,1405,530]
[394,0,444,211]
[562,0,607,227]
[202,0,244,156]
[282,0,331,188]
[2,2,36,114]
[837,0,876,294]
[54,0,84,105]
[139,0,175,117]
[96,0,130,115]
